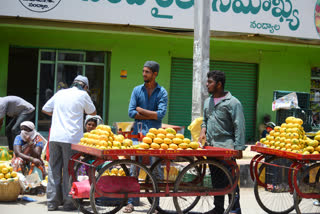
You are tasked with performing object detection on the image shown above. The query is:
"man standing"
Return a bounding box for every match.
[128,61,168,136]
[198,70,246,214]
[42,75,96,211]
[0,96,35,150]
[126,61,168,213]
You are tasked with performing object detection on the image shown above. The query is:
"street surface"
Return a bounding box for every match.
[0,188,300,214]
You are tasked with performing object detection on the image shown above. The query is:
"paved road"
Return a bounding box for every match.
[0,188,295,214]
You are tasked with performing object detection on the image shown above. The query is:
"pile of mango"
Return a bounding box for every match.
[0,163,18,182]
[102,168,126,176]
[78,125,133,150]
[138,128,200,150]
[259,116,320,155]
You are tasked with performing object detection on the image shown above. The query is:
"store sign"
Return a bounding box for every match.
[18,0,62,12]
[1,0,320,40]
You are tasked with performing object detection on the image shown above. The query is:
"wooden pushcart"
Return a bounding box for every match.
[68,144,241,214]
[250,145,320,214]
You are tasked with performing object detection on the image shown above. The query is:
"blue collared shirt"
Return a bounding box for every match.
[128,83,168,136]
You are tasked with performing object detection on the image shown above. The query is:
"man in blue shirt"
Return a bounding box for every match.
[125,61,168,213]
[128,61,168,137]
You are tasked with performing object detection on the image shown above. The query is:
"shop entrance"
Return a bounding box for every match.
[37,50,108,134]
[7,47,38,127]
[7,47,109,137]
[7,47,38,108]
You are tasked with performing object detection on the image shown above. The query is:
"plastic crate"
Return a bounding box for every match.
[265,156,292,187]
[273,90,310,109]
[276,108,312,132]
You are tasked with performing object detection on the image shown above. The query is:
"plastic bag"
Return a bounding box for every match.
[272,92,299,111]
[188,117,203,141]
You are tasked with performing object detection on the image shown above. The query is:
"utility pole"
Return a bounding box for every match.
[192,0,210,121]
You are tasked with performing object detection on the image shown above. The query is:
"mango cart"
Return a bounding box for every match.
[250,145,320,214]
[68,145,240,214]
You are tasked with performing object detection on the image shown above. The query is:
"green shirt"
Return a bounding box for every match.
[201,92,246,150]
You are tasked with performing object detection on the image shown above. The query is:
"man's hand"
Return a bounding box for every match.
[234,150,243,159]
[198,127,207,145]
[32,158,42,166]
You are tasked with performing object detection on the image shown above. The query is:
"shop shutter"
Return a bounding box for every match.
[169,58,257,142]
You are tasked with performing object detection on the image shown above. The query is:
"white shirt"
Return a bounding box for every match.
[42,87,96,144]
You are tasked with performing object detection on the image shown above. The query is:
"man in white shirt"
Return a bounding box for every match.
[42,75,96,211]
[0,96,35,150]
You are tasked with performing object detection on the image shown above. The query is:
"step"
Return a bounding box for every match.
[238,159,254,188]
[238,145,256,188]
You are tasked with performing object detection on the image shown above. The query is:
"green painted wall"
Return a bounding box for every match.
[1,21,320,141]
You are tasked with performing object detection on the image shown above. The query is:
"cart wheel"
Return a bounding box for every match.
[147,156,200,214]
[254,157,295,214]
[69,155,95,214]
[173,159,235,214]
[90,159,159,214]
[293,163,320,214]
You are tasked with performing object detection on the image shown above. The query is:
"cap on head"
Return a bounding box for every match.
[144,61,160,74]
[266,122,276,129]
[85,115,103,126]
[74,75,89,89]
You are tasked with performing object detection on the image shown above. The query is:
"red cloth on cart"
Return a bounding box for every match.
[70,176,140,199]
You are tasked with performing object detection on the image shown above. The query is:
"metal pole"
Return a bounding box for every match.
[192,0,210,121]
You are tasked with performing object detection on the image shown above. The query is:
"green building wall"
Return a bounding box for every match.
[0,20,319,140]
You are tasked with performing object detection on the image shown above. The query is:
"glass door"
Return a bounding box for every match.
[36,49,107,136]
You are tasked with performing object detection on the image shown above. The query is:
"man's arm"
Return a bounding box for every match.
[88,110,97,116]
[42,110,52,116]
[198,127,207,143]
[42,93,55,116]
[231,101,246,157]
[128,88,138,119]
[198,99,208,144]
[135,89,168,120]
[135,107,158,120]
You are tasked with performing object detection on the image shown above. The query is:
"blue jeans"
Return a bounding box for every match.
[127,156,163,205]
[208,158,241,214]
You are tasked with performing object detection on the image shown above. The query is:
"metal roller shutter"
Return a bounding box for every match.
[169,58,257,142]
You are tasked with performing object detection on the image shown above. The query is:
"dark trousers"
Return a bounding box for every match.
[209,159,241,214]
[5,111,35,150]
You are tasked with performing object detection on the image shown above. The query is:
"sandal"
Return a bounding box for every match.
[123,204,134,213]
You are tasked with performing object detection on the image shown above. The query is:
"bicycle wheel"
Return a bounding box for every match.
[254,157,295,214]
[293,163,320,214]
[69,155,95,214]
[173,159,235,214]
[148,156,200,214]
[90,159,159,214]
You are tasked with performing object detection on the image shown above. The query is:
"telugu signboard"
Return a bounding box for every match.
[1,0,320,40]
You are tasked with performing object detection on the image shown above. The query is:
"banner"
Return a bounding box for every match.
[1,0,320,40]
